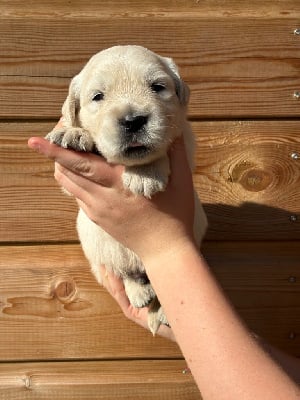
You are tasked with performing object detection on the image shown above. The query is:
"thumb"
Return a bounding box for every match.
[168,137,194,187]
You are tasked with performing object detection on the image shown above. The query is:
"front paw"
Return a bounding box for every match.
[122,157,170,198]
[122,171,167,198]
[46,127,94,152]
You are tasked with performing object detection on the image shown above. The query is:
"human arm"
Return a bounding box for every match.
[143,239,299,399]
[28,136,300,399]
[100,264,300,385]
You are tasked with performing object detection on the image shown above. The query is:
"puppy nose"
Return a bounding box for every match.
[120,114,148,133]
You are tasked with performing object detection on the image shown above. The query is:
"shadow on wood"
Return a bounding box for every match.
[204,201,300,240]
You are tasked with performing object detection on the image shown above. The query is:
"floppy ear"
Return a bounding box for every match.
[159,56,190,106]
[61,73,82,127]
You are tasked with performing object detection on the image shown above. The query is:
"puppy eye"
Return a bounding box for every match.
[151,83,166,93]
[92,92,104,102]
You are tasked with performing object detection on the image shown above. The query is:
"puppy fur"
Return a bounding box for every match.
[46,45,207,334]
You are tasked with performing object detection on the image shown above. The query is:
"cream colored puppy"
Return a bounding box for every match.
[46,45,207,334]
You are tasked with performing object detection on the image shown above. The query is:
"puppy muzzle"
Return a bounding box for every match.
[119,113,153,160]
[120,114,148,134]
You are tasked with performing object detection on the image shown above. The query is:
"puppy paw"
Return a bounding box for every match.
[122,157,170,198]
[46,127,94,152]
[123,171,167,198]
[123,278,156,308]
[148,296,169,335]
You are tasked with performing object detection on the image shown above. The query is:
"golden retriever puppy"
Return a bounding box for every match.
[46,45,207,334]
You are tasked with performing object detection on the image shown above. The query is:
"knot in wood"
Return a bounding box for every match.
[230,162,272,192]
[241,169,272,192]
[53,278,77,304]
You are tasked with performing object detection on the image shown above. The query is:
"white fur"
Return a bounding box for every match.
[46,45,208,334]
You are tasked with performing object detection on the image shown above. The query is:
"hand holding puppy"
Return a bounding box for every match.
[28,134,196,264]
[28,132,193,340]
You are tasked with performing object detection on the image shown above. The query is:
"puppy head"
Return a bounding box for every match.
[62,45,190,166]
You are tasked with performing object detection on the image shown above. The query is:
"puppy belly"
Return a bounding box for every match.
[76,208,144,282]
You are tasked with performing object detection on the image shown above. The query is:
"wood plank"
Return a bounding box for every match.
[204,241,300,356]
[1,0,300,18]
[0,360,201,400]
[0,244,181,361]
[1,121,300,242]
[192,120,300,240]
[1,15,300,118]
[0,122,78,242]
[0,242,299,360]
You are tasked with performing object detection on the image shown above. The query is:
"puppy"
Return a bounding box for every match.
[46,45,207,334]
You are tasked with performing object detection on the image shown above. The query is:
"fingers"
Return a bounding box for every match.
[99,266,176,341]
[99,266,147,323]
[28,136,124,187]
[53,165,94,208]
[100,266,132,312]
[28,137,93,173]
[99,265,125,298]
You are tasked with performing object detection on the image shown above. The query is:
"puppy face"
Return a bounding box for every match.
[63,45,189,166]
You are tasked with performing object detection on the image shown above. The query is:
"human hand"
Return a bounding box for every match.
[28,131,196,265]
[99,265,175,341]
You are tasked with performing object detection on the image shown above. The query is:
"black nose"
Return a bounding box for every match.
[120,114,148,133]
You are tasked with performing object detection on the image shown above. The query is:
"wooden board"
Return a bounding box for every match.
[204,241,300,355]
[1,2,300,118]
[0,244,181,361]
[193,120,300,240]
[0,122,78,242]
[0,360,201,400]
[1,0,300,17]
[0,242,299,361]
[1,121,299,243]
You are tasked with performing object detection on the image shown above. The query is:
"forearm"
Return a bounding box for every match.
[145,241,300,399]
[256,336,300,385]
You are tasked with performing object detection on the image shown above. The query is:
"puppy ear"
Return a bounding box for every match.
[160,56,190,106]
[61,73,82,127]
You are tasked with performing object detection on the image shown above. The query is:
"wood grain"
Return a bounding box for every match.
[1,12,300,118]
[1,121,299,243]
[0,122,78,242]
[0,244,181,361]
[1,0,300,18]
[0,360,201,400]
[0,243,299,361]
[192,120,300,240]
[204,241,300,355]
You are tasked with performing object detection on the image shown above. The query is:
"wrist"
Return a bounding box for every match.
[142,234,199,274]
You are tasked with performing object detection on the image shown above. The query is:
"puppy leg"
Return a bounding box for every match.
[122,156,170,198]
[147,296,169,335]
[123,276,156,308]
[46,127,95,152]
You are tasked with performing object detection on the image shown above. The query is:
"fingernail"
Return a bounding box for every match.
[28,138,42,153]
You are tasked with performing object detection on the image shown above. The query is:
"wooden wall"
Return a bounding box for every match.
[0,1,299,398]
